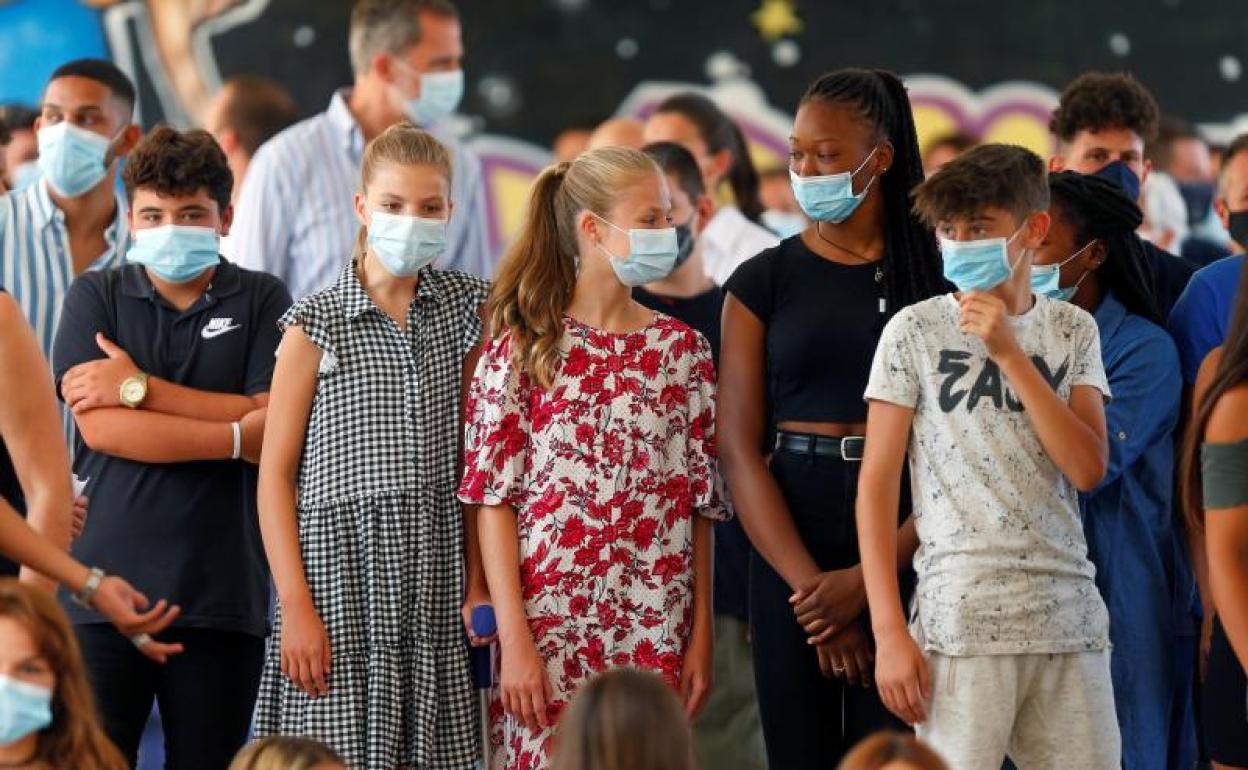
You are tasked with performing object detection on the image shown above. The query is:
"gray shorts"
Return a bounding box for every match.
[916,649,1120,770]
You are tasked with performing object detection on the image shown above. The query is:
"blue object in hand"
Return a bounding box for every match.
[471,605,498,638]
[470,605,496,689]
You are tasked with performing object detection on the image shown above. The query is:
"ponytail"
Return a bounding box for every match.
[488,162,577,389]
[654,92,764,223]
[488,147,661,388]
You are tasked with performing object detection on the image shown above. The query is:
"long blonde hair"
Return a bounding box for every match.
[551,668,694,770]
[837,732,950,770]
[228,736,344,770]
[351,121,453,263]
[487,146,661,388]
[0,579,127,770]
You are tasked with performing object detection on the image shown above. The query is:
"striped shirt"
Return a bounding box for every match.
[0,179,130,446]
[228,89,493,298]
[0,179,129,361]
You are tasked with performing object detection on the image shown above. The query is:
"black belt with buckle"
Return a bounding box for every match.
[774,431,866,461]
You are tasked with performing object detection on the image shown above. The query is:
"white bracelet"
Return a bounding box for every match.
[231,421,241,460]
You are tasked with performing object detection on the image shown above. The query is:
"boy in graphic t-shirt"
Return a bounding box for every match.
[856,144,1120,770]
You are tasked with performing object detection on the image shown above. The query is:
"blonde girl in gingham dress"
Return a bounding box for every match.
[252,123,491,770]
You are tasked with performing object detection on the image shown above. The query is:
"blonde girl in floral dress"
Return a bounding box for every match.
[458,147,726,770]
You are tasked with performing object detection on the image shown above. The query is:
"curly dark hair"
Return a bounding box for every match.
[913,143,1049,227]
[122,125,233,213]
[1049,71,1160,144]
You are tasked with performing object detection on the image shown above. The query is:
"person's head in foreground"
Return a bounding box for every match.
[0,578,127,770]
[837,731,950,770]
[912,143,1051,299]
[551,668,694,770]
[228,736,346,770]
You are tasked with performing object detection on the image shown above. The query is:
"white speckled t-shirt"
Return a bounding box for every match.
[865,294,1112,656]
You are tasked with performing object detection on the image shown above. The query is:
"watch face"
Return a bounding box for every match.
[122,380,144,403]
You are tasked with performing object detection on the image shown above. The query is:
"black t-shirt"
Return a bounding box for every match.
[725,235,887,425]
[633,285,724,368]
[633,283,750,621]
[52,260,291,637]
[1141,240,1196,318]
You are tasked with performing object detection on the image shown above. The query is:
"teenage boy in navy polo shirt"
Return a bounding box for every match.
[52,126,291,769]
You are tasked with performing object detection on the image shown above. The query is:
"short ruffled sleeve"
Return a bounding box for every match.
[457,333,531,507]
[685,332,729,521]
[278,294,337,373]
[455,273,490,357]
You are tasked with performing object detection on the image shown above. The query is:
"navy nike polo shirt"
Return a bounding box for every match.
[52,258,291,637]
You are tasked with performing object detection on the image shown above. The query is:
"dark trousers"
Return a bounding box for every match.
[749,446,909,769]
[76,625,265,770]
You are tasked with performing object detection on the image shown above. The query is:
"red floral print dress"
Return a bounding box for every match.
[458,313,726,770]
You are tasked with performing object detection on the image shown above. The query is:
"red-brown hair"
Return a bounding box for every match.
[837,732,950,770]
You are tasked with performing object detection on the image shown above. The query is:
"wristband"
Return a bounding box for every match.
[231,421,241,461]
[73,567,105,609]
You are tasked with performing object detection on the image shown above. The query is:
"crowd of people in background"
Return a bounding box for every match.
[0,1,1245,770]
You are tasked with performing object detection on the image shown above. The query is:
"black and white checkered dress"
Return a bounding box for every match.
[253,262,488,770]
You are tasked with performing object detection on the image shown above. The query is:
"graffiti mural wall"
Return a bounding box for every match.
[2,0,1244,252]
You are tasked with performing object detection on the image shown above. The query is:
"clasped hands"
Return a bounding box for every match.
[789,564,874,686]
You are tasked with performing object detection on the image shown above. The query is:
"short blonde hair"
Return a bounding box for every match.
[228,737,344,770]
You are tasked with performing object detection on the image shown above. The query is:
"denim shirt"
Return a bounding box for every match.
[1081,292,1189,770]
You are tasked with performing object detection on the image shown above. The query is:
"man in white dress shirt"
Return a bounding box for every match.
[230,0,493,297]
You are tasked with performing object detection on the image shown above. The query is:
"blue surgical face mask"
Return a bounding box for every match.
[1032,239,1098,301]
[10,161,41,192]
[126,225,221,283]
[789,146,878,224]
[940,221,1028,293]
[761,209,807,239]
[593,215,680,287]
[396,62,464,126]
[1093,160,1141,202]
[0,674,53,744]
[367,210,447,277]
[37,121,119,198]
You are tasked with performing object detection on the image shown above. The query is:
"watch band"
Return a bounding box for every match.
[73,567,105,609]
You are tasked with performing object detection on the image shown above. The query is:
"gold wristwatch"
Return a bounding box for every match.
[119,372,149,409]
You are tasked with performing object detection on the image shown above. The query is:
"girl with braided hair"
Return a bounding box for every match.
[1033,170,1193,770]
[718,68,946,768]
